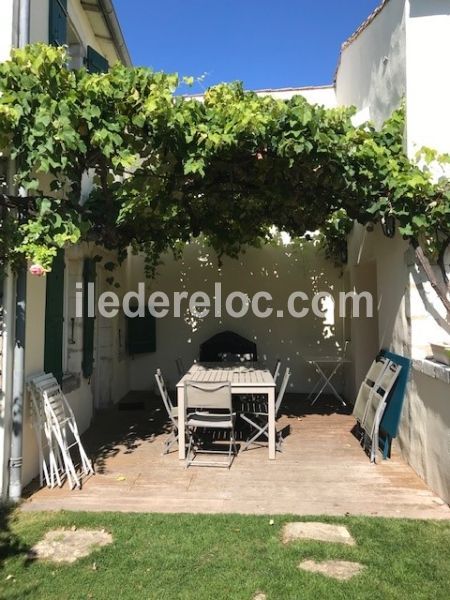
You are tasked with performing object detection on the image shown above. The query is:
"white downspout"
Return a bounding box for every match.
[7,0,30,502]
[0,270,15,500]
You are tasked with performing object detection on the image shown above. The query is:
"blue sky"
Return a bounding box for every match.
[114,1,381,91]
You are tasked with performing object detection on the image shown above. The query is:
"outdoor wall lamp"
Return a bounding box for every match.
[381,213,396,238]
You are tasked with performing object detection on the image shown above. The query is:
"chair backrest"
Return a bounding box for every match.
[375,360,402,398]
[184,381,232,411]
[365,355,390,387]
[353,356,390,422]
[361,363,402,436]
[155,369,176,420]
[30,373,73,426]
[273,359,281,383]
[275,367,291,414]
[175,358,185,377]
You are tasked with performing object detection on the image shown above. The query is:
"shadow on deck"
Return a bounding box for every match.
[23,392,450,519]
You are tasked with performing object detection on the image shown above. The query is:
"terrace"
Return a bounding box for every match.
[23,392,450,519]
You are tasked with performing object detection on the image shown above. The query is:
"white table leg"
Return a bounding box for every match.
[268,387,276,460]
[177,386,186,460]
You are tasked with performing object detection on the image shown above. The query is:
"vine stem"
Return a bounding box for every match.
[411,238,450,314]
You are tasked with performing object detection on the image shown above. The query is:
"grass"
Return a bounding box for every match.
[1,509,449,600]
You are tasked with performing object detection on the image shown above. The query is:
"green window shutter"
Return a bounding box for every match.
[49,0,68,46]
[126,310,156,355]
[82,258,96,378]
[44,250,65,384]
[86,46,109,73]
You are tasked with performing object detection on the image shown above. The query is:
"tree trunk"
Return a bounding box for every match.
[411,239,450,315]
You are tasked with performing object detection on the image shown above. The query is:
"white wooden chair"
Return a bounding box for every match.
[155,368,179,454]
[241,367,291,452]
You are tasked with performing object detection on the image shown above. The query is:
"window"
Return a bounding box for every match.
[86,45,109,73]
[126,310,156,355]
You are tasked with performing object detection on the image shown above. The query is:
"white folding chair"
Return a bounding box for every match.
[28,373,64,488]
[184,381,237,468]
[360,361,402,463]
[28,372,94,489]
[353,355,391,424]
[241,367,291,452]
[273,358,281,384]
[155,368,179,454]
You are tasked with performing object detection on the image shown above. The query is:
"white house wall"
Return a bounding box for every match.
[0,0,14,62]
[255,86,337,108]
[335,0,407,127]
[127,240,345,395]
[406,0,450,159]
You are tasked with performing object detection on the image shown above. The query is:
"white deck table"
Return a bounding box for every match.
[176,362,277,460]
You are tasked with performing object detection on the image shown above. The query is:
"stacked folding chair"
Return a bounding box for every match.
[353,356,402,463]
[28,373,94,489]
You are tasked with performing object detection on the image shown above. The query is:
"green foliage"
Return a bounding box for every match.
[0,44,449,273]
[2,510,450,600]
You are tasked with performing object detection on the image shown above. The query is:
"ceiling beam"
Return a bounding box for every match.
[80,1,101,13]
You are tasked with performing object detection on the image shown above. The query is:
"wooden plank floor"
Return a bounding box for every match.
[23,393,450,519]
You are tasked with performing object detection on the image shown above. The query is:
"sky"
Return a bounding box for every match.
[113,0,382,92]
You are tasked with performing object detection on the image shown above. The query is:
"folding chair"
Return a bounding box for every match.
[155,368,180,454]
[353,355,391,424]
[29,372,94,489]
[360,361,402,463]
[185,381,237,468]
[273,358,281,384]
[241,367,291,452]
[28,373,64,488]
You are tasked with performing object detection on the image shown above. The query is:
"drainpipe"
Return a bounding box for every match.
[1,271,15,501]
[8,0,30,503]
[18,0,30,48]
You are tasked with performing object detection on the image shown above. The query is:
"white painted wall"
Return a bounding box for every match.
[336,0,407,127]
[127,240,346,395]
[406,0,450,159]
[0,0,14,62]
[400,369,450,504]
[345,226,410,397]
[256,86,337,107]
[29,0,49,44]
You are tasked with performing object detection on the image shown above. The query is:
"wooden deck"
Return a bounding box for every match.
[23,393,450,519]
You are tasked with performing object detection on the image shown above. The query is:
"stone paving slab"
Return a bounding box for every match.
[282,522,356,545]
[299,559,365,581]
[28,528,113,563]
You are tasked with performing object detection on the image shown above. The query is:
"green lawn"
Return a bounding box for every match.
[1,509,449,600]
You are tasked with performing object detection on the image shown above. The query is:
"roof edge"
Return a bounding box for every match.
[334,0,392,83]
[97,0,132,66]
[254,84,335,93]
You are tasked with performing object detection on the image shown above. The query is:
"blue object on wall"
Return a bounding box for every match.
[378,350,412,459]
